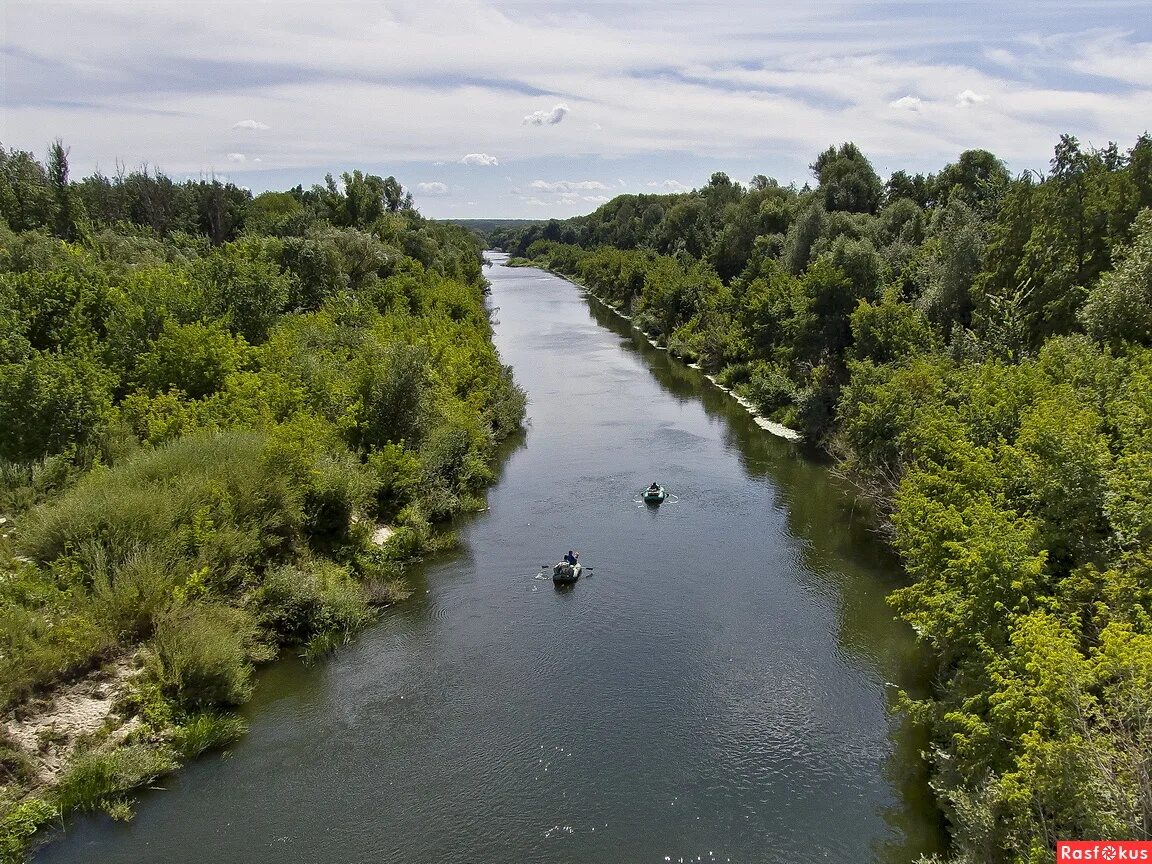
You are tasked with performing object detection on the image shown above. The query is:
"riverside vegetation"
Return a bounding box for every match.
[0,143,525,860]
[495,135,1152,863]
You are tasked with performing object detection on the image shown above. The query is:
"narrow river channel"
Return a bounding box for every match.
[37,254,943,863]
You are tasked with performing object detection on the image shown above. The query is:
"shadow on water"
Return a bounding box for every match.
[581,285,945,861]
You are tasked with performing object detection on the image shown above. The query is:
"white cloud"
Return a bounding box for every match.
[984,48,1016,67]
[416,181,449,195]
[460,153,499,166]
[647,180,690,192]
[956,89,988,106]
[583,195,610,202]
[227,152,246,162]
[529,179,610,193]
[1066,33,1152,86]
[889,95,922,110]
[5,0,1152,217]
[522,103,569,126]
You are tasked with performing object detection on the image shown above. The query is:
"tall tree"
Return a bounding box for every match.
[811,142,883,214]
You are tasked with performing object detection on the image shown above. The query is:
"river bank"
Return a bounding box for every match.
[0,214,526,861]
[29,252,943,864]
[506,258,804,443]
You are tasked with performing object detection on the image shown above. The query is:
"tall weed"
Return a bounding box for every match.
[52,745,176,815]
[148,604,255,710]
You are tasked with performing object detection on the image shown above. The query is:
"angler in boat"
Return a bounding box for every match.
[554,551,582,583]
[643,482,667,504]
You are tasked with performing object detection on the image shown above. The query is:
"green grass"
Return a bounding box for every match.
[52,745,176,816]
[148,604,256,711]
[0,433,306,710]
[170,712,247,760]
[18,432,297,566]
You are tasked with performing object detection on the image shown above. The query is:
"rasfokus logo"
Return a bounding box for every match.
[1058,842,1152,861]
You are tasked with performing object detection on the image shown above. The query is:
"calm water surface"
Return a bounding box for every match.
[37,254,943,863]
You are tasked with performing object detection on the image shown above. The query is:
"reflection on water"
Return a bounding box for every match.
[36,255,943,864]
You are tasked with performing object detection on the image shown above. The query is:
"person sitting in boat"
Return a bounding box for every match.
[648,482,661,492]
[563,550,578,566]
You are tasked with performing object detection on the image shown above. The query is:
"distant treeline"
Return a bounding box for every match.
[443,218,545,240]
[497,135,1152,863]
[0,141,524,858]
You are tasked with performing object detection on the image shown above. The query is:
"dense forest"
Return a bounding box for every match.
[0,143,524,860]
[495,135,1152,863]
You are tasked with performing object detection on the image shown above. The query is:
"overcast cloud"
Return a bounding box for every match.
[3,0,1150,217]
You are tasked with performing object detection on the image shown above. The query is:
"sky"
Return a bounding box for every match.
[2,0,1151,218]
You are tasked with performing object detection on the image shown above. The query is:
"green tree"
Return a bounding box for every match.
[0,146,55,232]
[918,199,985,339]
[810,142,883,214]
[135,320,251,399]
[1081,208,1152,346]
[47,140,82,242]
[193,242,294,343]
[933,149,1010,216]
[0,348,115,460]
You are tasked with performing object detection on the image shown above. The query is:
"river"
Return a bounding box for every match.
[36,254,943,863]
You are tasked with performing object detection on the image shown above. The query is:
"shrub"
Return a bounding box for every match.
[75,541,179,640]
[0,453,84,514]
[744,361,795,416]
[0,602,118,708]
[19,432,298,569]
[148,604,255,710]
[302,452,375,545]
[714,362,751,389]
[254,562,370,645]
[0,348,116,462]
[366,443,422,518]
[134,320,251,399]
[0,797,57,864]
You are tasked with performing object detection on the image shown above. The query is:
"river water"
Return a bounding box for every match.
[36,254,942,863]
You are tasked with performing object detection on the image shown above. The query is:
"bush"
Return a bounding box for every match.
[482,364,527,439]
[0,602,118,708]
[134,320,251,398]
[0,797,57,864]
[253,562,370,645]
[714,362,751,389]
[83,542,179,640]
[744,361,795,416]
[19,432,298,569]
[366,443,422,518]
[0,348,116,462]
[0,453,84,514]
[148,604,255,710]
[302,452,375,545]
